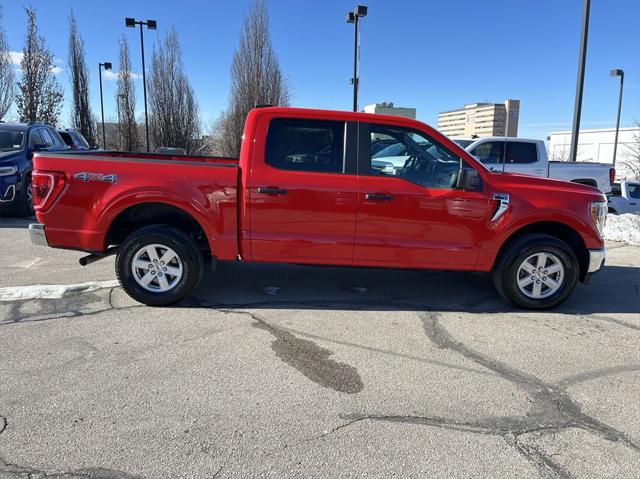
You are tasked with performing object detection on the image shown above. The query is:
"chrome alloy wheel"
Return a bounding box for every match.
[27,183,33,210]
[516,252,565,299]
[132,244,183,293]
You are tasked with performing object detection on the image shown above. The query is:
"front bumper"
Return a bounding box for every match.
[587,248,606,273]
[29,223,49,247]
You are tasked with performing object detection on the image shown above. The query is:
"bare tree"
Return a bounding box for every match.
[148,29,200,153]
[0,3,15,120]
[117,35,138,151]
[215,0,289,157]
[16,6,63,125]
[67,11,96,145]
[620,122,640,180]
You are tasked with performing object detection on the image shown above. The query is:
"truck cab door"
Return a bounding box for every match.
[247,116,358,265]
[354,122,493,269]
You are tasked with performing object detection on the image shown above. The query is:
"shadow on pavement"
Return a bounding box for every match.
[0,215,33,228]
[190,261,640,315]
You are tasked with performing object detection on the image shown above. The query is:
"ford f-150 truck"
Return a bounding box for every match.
[454,137,615,194]
[29,107,608,309]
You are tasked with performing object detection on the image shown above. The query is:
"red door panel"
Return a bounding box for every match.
[354,176,492,269]
[248,171,358,264]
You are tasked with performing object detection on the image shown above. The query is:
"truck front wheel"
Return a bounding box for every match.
[492,234,579,310]
[116,225,203,306]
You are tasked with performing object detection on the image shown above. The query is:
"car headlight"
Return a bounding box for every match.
[0,166,18,176]
[590,201,607,237]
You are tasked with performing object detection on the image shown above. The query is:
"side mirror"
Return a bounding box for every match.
[30,143,48,152]
[457,167,482,192]
[91,145,100,150]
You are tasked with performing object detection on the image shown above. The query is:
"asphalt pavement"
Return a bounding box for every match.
[0,215,639,478]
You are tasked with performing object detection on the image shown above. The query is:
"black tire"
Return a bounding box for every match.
[16,174,34,217]
[115,225,203,306]
[492,234,579,310]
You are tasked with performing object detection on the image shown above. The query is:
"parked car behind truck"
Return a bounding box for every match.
[29,107,607,310]
[0,122,68,217]
[608,180,640,214]
[455,137,615,193]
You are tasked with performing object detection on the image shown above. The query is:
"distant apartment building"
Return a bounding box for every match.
[438,99,520,138]
[363,102,416,119]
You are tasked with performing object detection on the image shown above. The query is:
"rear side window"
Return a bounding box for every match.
[265,118,345,173]
[506,142,537,164]
[628,184,640,199]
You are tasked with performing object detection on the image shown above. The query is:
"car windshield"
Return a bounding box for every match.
[373,142,407,158]
[0,128,25,152]
[453,139,474,148]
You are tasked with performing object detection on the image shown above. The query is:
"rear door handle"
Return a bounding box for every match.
[364,193,394,201]
[257,187,287,196]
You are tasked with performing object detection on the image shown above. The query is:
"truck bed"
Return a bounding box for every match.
[33,151,240,258]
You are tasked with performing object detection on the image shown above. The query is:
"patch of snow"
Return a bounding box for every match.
[0,280,119,302]
[604,212,640,246]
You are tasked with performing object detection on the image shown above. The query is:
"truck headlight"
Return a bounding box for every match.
[590,201,607,238]
[0,166,18,176]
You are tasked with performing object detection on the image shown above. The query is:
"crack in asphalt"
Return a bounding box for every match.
[311,311,638,478]
[0,416,143,479]
[1,280,638,477]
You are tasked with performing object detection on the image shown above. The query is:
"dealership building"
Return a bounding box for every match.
[547,127,639,180]
[438,99,520,138]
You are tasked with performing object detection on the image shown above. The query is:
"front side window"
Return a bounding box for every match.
[628,183,640,200]
[265,118,345,173]
[473,142,504,164]
[29,130,44,148]
[39,128,55,147]
[369,124,462,189]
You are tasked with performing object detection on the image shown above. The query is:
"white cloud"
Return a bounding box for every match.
[103,70,143,81]
[8,51,62,75]
[8,51,23,65]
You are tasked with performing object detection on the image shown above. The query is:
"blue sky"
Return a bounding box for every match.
[2,0,639,139]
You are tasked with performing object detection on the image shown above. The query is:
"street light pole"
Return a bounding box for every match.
[346,5,367,112]
[98,62,112,150]
[569,0,590,162]
[610,69,624,167]
[126,17,157,152]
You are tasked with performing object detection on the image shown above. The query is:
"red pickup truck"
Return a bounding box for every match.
[29,107,607,309]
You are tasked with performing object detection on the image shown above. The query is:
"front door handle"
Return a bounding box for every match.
[257,187,287,196]
[364,193,394,201]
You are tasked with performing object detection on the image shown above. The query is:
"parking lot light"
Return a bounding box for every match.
[610,69,624,167]
[98,62,112,150]
[125,17,157,152]
[346,5,368,112]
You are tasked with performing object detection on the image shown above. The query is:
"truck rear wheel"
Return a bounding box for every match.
[492,234,579,310]
[116,225,203,306]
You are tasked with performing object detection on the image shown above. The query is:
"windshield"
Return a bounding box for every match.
[453,139,474,148]
[0,128,25,152]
